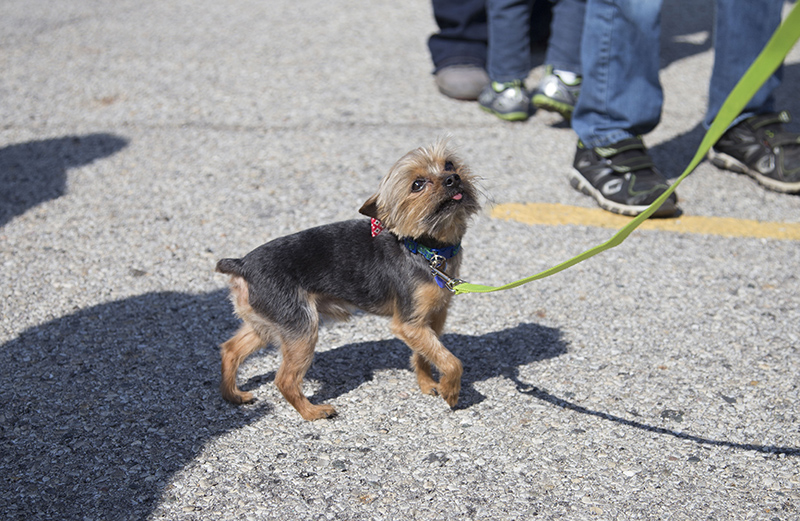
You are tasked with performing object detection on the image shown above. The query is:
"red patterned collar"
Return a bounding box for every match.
[370,218,385,237]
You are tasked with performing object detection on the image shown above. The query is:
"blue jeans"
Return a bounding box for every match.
[545,0,586,74]
[572,0,785,149]
[486,0,585,82]
[486,0,535,82]
[428,0,488,72]
[429,0,556,76]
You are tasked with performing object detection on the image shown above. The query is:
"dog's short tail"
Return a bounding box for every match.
[216,258,245,276]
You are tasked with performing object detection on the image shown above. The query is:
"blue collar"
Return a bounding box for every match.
[403,237,461,262]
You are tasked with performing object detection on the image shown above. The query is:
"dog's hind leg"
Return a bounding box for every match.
[275,329,336,421]
[220,323,265,404]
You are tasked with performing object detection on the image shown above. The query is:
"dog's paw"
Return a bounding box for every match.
[419,381,440,397]
[438,382,460,408]
[222,389,254,404]
[300,404,338,421]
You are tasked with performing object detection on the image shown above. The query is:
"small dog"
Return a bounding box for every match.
[216,141,480,420]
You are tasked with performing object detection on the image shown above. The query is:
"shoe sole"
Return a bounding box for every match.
[532,94,574,120]
[567,169,679,217]
[437,83,482,101]
[479,105,529,121]
[435,67,490,101]
[707,148,800,194]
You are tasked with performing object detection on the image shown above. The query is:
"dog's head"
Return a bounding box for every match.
[359,140,480,244]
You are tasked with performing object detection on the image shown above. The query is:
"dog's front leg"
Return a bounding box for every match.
[409,306,449,397]
[391,316,462,407]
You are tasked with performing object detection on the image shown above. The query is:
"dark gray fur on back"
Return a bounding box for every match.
[216,219,450,325]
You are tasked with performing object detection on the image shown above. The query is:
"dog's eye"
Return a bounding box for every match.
[411,179,427,192]
[444,160,456,172]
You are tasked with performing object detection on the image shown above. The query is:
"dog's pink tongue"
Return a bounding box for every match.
[452,193,463,201]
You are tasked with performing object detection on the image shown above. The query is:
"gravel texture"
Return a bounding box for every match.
[2,1,799,520]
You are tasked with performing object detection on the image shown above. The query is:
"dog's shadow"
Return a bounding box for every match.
[241,322,567,409]
[4,289,795,521]
[0,288,564,520]
[0,289,270,520]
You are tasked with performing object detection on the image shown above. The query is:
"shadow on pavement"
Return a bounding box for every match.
[242,321,570,410]
[0,290,270,520]
[508,376,800,457]
[651,61,800,181]
[660,0,714,69]
[0,290,565,519]
[2,285,796,521]
[0,133,128,227]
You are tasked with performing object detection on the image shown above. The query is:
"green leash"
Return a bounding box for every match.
[454,3,800,295]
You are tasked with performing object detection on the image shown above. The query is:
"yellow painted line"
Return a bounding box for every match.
[491,202,800,241]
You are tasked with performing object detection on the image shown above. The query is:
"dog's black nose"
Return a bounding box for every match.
[444,173,461,187]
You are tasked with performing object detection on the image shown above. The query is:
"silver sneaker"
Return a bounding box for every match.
[532,66,581,120]
[478,80,530,121]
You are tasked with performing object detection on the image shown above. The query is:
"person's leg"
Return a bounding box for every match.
[572,0,663,148]
[428,0,491,100]
[532,0,586,119]
[705,0,784,128]
[428,0,488,71]
[545,0,585,74]
[485,0,534,82]
[568,0,677,217]
[477,0,533,120]
[707,0,800,194]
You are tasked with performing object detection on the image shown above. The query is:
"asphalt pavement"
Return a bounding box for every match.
[2,0,799,519]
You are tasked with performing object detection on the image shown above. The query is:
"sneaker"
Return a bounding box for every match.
[532,66,581,121]
[708,111,800,193]
[478,80,530,121]
[434,64,490,101]
[569,137,679,217]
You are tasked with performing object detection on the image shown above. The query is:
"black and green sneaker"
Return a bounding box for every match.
[708,111,800,193]
[569,137,679,217]
[478,80,530,121]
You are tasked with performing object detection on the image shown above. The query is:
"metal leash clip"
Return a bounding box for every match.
[428,255,467,293]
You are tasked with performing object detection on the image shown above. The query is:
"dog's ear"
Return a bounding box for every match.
[358,194,379,219]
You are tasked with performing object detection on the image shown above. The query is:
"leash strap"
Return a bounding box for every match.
[454,3,800,295]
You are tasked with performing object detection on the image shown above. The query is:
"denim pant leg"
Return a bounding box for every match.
[545,0,587,74]
[704,0,784,128]
[486,0,534,82]
[572,0,663,148]
[428,0,489,72]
